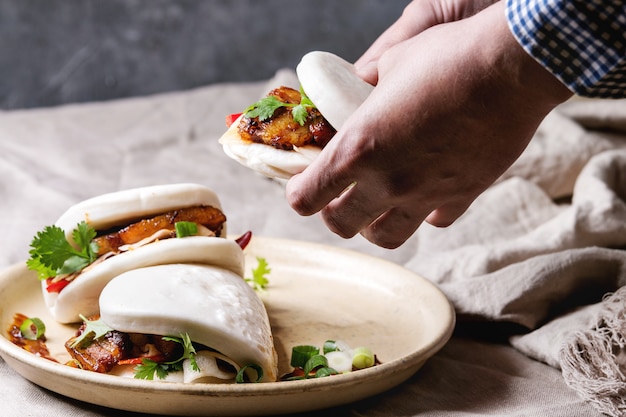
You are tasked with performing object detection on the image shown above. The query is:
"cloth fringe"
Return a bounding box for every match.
[560,287,626,417]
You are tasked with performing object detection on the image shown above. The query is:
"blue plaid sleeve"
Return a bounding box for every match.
[506,0,626,98]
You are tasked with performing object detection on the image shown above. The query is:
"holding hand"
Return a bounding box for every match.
[286,1,572,249]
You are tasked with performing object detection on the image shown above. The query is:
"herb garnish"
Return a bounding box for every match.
[244,86,315,126]
[69,314,114,349]
[174,221,198,238]
[134,333,199,380]
[26,221,99,280]
[245,257,271,292]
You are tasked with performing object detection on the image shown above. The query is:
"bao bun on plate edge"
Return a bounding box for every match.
[99,262,278,382]
[219,51,374,179]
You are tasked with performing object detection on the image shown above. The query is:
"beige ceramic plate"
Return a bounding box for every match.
[0,237,454,416]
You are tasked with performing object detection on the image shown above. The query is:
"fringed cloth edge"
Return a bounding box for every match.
[560,286,626,417]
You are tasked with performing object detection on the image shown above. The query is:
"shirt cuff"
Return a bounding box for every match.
[505,0,626,98]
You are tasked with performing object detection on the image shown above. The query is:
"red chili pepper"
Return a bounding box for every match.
[225,113,242,127]
[235,231,253,250]
[46,278,71,293]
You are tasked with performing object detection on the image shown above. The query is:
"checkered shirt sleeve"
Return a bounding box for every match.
[506,0,626,98]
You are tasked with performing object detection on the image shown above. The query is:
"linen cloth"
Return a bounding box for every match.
[0,69,622,416]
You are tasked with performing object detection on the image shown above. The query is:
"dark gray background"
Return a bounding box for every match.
[0,0,409,110]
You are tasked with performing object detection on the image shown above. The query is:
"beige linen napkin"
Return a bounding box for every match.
[404,98,626,416]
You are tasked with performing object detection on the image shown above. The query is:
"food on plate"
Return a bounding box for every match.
[7,313,57,362]
[281,340,378,381]
[25,183,247,324]
[219,51,374,179]
[66,262,278,383]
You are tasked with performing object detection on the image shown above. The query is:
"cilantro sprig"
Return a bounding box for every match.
[69,314,114,349]
[244,86,315,126]
[245,257,271,292]
[134,359,169,380]
[26,221,99,280]
[134,333,199,380]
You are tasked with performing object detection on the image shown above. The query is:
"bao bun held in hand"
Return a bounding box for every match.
[219,51,374,179]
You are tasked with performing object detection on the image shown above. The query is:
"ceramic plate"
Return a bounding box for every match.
[0,237,454,416]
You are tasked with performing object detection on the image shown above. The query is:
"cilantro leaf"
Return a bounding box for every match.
[243,86,316,126]
[25,256,56,281]
[69,314,114,349]
[246,257,271,292]
[27,221,99,280]
[244,96,288,121]
[134,358,169,380]
[73,221,97,256]
[130,333,201,380]
[291,104,310,125]
[163,333,199,372]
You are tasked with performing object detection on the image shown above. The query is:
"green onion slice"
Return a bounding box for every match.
[303,354,328,377]
[323,340,339,354]
[290,345,319,368]
[236,364,264,383]
[352,346,375,369]
[314,366,338,378]
[175,221,198,238]
[20,317,46,340]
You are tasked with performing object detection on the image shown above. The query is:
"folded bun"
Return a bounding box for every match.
[296,51,374,131]
[56,183,225,241]
[44,237,244,324]
[99,263,278,382]
[42,183,235,324]
[219,51,373,179]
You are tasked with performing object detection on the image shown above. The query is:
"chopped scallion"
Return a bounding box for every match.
[323,340,339,354]
[236,364,264,383]
[314,366,338,378]
[303,354,329,377]
[19,317,46,340]
[351,346,375,369]
[175,221,198,238]
[290,345,319,368]
[324,350,353,373]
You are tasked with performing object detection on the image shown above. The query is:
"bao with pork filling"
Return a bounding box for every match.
[65,262,278,383]
[219,51,374,179]
[26,183,245,324]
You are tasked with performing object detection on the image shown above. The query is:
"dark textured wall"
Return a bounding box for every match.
[0,0,409,109]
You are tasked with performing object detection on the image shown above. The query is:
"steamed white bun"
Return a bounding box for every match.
[55,183,224,241]
[99,263,278,382]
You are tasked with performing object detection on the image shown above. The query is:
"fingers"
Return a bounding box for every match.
[424,200,474,228]
[359,207,425,249]
[286,139,357,217]
[354,0,440,84]
[319,181,388,239]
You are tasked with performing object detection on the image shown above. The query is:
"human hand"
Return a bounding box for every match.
[355,0,499,84]
[286,2,572,249]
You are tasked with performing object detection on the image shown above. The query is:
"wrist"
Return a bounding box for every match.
[476,2,573,113]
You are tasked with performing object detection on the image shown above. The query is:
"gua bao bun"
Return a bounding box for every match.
[99,263,278,383]
[55,183,226,241]
[219,51,374,179]
[41,183,240,324]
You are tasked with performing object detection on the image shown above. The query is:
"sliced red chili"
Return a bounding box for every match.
[225,113,243,127]
[46,278,71,293]
[235,231,253,249]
